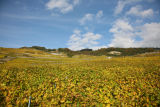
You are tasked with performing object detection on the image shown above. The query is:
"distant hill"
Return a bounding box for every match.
[0,47,49,59]
[0,47,160,59]
[20,46,160,57]
[21,46,56,52]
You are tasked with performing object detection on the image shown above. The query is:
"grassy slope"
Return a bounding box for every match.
[0,48,160,106]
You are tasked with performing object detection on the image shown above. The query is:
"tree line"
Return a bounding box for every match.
[21,46,160,57]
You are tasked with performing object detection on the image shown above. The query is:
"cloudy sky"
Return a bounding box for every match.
[0,0,160,50]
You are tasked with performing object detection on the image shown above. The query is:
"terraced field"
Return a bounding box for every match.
[0,48,160,106]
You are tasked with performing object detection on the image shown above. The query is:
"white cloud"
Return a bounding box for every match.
[2,13,49,20]
[137,23,160,47]
[68,10,105,50]
[114,0,142,15]
[46,0,80,14]
[91,46,107,50]
[109,19,160,48]
[109,19,136,47]
[110,0,159,48]
[79,14,93,25]
[126,5,154,18]
[73,0,80,5]
[68,30,104,50]
[79,10,103,25]
[135,19,143,24]
[96,10,103,18]
[109,19,133,33]
[114,0,155,15]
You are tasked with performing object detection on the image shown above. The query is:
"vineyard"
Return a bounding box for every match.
[0,48,160,106]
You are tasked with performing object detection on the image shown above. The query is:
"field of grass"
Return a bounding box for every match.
[0,48,160,106]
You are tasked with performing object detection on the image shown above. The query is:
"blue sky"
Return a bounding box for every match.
[0,0,160,50]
